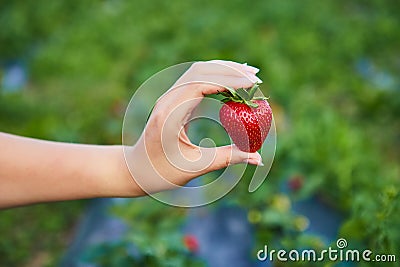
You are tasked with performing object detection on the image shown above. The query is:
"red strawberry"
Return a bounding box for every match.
[219,84,272,152]
[288,175,304,191]
[183,234,199,253]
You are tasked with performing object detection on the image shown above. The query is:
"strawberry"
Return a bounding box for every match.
[219,84,272,152]
[183,234,199,253]
[288,175,304,191]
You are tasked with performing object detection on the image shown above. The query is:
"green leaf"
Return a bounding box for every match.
[236,88,250,100]
[225,86,238,97]
[247,83,259,99]
[245,100,259,108]
[231,98,244,103]
[217,91,232,98]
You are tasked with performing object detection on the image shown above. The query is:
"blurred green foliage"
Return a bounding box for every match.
[0,202,83,267]
[82,201,206,267]
[1,0,399,266]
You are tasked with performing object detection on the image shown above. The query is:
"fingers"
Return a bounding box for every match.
[197,73,261,87]
[174,60,262,96]
[189,75,259,96]
[150,60,262,139]
[205,144,263,172]
[154,67,261,122]
[207,60,260,74]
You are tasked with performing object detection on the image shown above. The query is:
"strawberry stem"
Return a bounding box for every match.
[216,83,267,108]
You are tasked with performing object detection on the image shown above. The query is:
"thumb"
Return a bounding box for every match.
[205,145,263,172]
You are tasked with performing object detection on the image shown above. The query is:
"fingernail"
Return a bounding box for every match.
[243,159,264,166]
[249,75,263,84]
[246,65,260,73]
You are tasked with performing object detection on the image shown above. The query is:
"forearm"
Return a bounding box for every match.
[0,133,141,208]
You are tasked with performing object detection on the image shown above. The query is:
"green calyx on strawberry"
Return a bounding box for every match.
[219,83,266,108]
[218,83,272,153]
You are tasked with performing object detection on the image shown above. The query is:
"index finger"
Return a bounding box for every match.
[175,61,261,88]
[153,61,261,125]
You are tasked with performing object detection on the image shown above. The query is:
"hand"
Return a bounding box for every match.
[126,60,264,194]
[0,60,263,207]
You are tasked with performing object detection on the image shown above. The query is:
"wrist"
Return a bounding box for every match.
[100,145,145,198]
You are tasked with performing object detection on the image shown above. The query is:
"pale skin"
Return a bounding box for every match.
[0,60,263,209]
